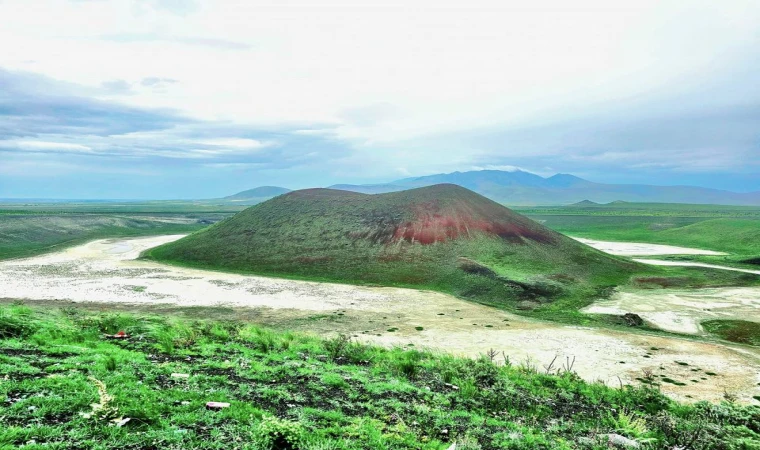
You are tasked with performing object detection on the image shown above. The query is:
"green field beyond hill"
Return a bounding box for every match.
[1,303,758,449]
[0,213,226,261]
[147,185,640,315]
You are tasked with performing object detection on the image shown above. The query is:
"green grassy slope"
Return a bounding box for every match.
[2,303,758,449]
[657,219,760,256]
[0,214,210,261]
[533,215,760,265]
[519,202,760,218]
[147,185,639,312]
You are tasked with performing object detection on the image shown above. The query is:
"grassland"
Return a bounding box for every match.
[0,200,246,215]
[0,214,219,261]
[522,201,760,270]
[2,302,759,449]
[517,202,760,219]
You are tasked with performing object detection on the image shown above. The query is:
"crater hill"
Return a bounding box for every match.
[147,184,638,310]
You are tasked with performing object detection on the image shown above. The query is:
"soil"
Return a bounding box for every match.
[572,238,727,256]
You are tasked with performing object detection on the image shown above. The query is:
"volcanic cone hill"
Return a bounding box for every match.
[147,184,638,310]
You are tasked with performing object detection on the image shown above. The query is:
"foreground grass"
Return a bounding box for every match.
[2,303,759,449]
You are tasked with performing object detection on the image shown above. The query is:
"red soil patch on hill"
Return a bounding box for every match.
[392,197,555,245]
[282,184,557,246]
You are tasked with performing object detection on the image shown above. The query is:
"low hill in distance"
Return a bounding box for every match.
[331,169,760,206]
[222,186,291,204]
[148,184,638,314]
[570,200,601,207]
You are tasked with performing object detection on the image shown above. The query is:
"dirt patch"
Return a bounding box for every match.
[632,259,760,275]
[572,238,727,256]
[583,286,760,337]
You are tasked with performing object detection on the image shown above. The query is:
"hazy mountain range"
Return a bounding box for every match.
[224,170,760,206]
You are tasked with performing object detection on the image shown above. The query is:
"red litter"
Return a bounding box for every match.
[106,330,129,339]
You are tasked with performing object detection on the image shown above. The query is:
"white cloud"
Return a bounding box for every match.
[10,140,93,153]
[2,0,758,142]
[194,138,274,150]
[1,0,759,190]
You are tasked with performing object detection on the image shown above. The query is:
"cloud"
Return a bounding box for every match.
[101,79,133,94]
[100,33,251,50]
[2,140,93,153]
[3,0,760,197]
[0,67,353,183]
[141,76,178,87]
[193,138,274,151]
[0,68,192,138]
[137,0,200,16]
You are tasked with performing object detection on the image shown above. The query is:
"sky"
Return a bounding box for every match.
[0,0,759,199]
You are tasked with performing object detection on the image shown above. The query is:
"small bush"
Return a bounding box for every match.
[321,373,348,388]
[0,312,36,339]
[255,415,304,450]
[322,334,371,363]
[395,351,421,380]
[103,355,117,372]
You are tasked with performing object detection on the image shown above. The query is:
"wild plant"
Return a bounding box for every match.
[80,377,121,422]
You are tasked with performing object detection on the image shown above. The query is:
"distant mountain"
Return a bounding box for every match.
[223,186,291,204]
[569,200,601,207]
[225,171,760,206]
[334,170,760,206]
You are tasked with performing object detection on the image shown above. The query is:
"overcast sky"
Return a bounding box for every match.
[1,0,759,199]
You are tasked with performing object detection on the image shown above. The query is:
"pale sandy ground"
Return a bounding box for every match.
[572,237,727,256]
[575,239,760,334]
[1,235,759,403]
[577,237,760,334]
[583,287,760,334]
[633,258,760,275]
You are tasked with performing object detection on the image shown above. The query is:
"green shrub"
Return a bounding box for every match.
[320,373,348,388]
[103,355,117,372]
[0,313,37,339]
[255,415,303,450]
[323,334,372,363]
[394,351,422,380]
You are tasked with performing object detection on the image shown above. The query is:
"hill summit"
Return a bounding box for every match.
[149,184,635,308]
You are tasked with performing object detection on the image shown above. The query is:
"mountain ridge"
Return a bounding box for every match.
[331,170,760,206]
[225,170,760,206]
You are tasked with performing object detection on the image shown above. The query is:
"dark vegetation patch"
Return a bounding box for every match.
[1,304,759,449]
[702,320,760,347]
[633,277,695,288]
[600,313,647,328]
[740,257,760,266]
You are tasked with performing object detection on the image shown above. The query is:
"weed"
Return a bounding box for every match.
[103,355,117,372]
[394,351,421,380]
[80,377,120,422]
[255,415,304,450]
